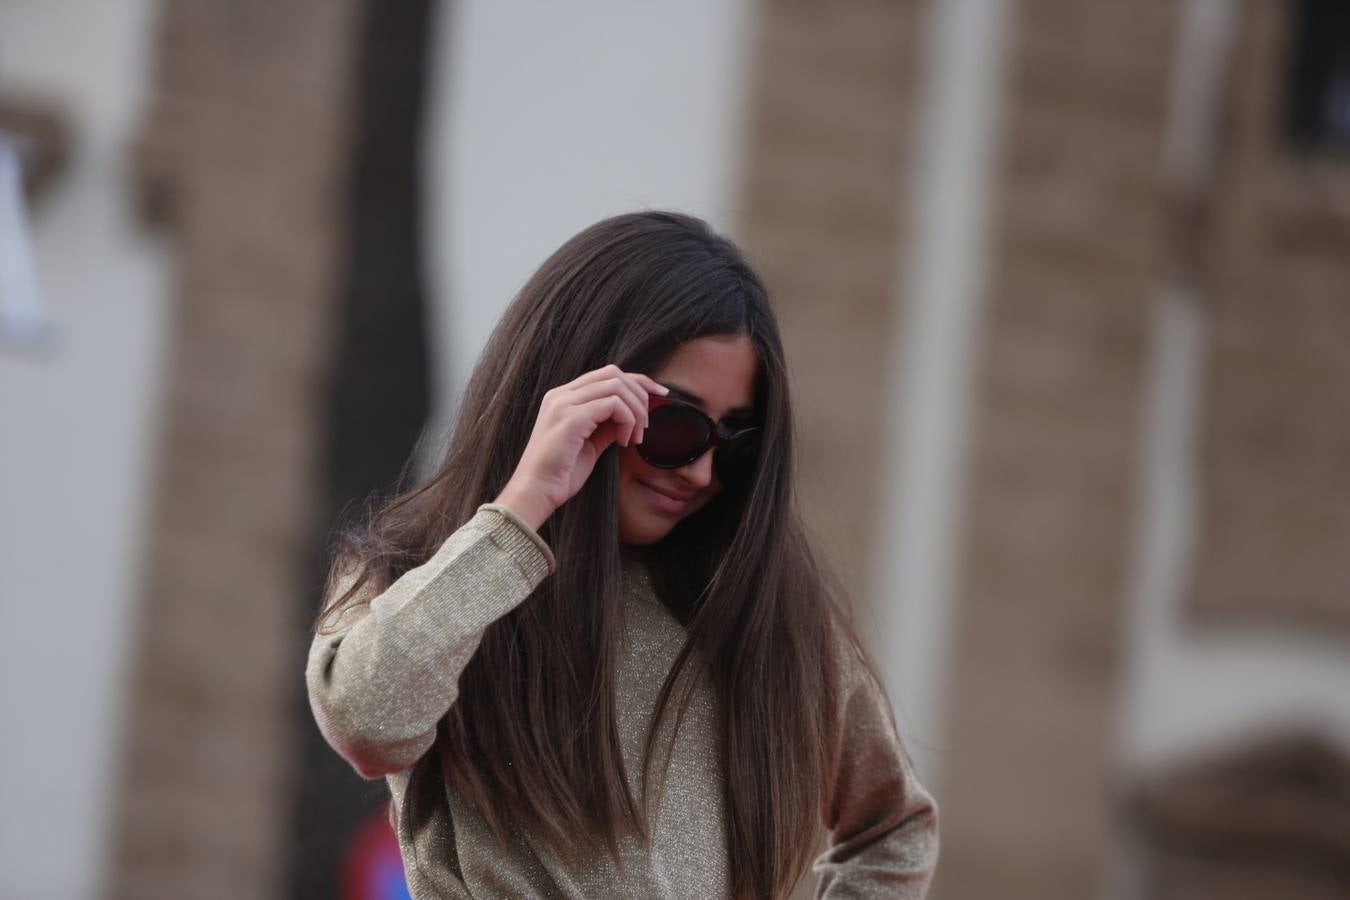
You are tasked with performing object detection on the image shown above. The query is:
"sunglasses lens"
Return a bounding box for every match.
[638,403,710,467]
[714,433,758,484]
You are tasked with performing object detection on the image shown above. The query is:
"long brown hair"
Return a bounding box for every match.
[314,210,887,898]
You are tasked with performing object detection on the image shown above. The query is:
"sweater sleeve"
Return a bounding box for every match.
[305,502,556,779]
[812,643,940,899]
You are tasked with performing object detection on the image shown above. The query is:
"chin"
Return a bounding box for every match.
[618,508,678,546]
[618,492,714,546]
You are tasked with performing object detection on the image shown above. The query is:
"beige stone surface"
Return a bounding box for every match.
[1187,0,1350,633]
[934,1,1178,897]
[107,2,358,898]
[738,0,924,607]
[736,3,925,897]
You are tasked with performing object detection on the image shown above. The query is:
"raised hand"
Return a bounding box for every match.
[493,364,669,530]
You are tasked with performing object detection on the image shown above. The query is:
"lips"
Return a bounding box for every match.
[637,477,691,507]
[640,480,693,503]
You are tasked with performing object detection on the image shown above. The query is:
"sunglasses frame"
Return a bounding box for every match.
[636,394,761,471]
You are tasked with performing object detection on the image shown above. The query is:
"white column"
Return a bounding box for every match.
[422,0,760,426]
[867,0,1010,789]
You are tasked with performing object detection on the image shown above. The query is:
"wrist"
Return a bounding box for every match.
[492,480,555,532]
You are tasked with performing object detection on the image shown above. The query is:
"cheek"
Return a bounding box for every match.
[616,443,648,481]
[616,445,651,511]
[616,444,720,519]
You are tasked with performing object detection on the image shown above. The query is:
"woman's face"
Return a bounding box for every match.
[617,333,759,546]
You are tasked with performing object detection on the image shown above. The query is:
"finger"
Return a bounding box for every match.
[561,363,626,393]
[625,373,667,443]
[566,375,646,445]
[615,371,651,444]
[632,372,671,396]
[562,365,667,402]
[558,367,659,444]
[588,420,623,454]
[572,395,636,449]
[622,371,655,443]
[556,366,643,444]
[566,374,644,417]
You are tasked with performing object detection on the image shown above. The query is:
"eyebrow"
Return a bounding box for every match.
[661,382,756,418]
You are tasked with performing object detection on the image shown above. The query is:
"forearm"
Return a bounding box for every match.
[815,790,939,898]
[814,635,941,898]
[305,502,555,778]
[492,480,556,533]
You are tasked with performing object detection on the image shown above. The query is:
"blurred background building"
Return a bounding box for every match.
[2,1,1347,898]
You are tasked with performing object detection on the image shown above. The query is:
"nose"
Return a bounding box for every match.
[676,447,716,491]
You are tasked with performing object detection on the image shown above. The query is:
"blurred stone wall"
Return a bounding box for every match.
[1126,731,1350,900]
[1187,0,1350,633]
[935,2,1179,897]
[737,3,924,896]
[739,0,924,609]
[108,2,359,897]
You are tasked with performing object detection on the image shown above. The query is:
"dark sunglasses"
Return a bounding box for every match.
[636,395,761,484]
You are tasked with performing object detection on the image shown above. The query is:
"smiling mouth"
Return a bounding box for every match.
[639,480,692,511]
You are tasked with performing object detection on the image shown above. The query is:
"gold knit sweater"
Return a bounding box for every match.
[306,503,939,898]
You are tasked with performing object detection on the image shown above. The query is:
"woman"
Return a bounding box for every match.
[306,211,939,898]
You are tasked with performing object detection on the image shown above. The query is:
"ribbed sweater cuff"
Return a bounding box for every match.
[477,502,556,582]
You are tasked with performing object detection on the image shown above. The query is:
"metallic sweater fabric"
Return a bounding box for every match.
[306,503,939,898]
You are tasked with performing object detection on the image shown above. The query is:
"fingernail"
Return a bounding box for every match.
[657,384,670,394]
